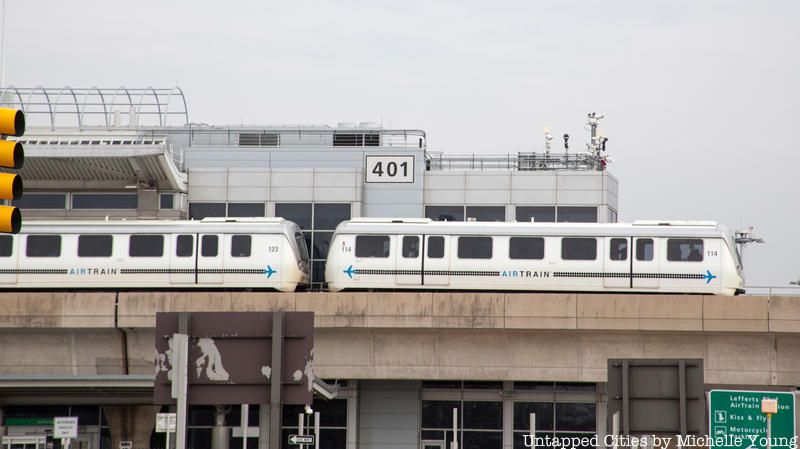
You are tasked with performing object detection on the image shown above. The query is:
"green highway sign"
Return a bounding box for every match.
[4,418,54,426]
[709,390,796,449]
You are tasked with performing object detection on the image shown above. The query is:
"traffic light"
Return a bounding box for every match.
[0,107,24,234]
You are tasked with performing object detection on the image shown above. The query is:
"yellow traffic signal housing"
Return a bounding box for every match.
[0,107,24,234]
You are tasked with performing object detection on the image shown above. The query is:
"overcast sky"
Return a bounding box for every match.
[4,0,798,287]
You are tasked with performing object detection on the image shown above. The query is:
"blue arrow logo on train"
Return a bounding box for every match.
[264,265,276,278]
[703,270,716,284]
[344,265,355,278]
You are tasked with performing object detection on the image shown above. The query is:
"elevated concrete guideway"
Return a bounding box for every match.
[1,292,799,403]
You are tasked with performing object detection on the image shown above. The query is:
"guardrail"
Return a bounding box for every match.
[743,286,800,296]
[425,151,606,171]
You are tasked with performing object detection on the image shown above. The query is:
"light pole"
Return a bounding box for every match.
[761,398,778,449]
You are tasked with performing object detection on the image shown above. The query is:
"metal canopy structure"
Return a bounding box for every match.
[0,375,154,405]
[0,86,189,129]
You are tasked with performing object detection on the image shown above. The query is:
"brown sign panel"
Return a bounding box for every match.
[607,358,705,436]
[154,312,314,405]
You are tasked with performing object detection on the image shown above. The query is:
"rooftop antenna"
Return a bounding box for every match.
[543,127,553,156]
[563,133,570,153]
[586,112,610,169]
[734,226,765,269]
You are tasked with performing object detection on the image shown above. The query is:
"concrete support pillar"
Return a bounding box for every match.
[102,406,159,449]
[257,404,269,449]
[211,406,229,449]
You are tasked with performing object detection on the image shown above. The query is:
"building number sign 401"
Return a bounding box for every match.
[365,155,414,183]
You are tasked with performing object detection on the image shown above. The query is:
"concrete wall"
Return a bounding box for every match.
[1,292,799,385]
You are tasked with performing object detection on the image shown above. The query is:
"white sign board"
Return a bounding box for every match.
[156,413,177,433]
[365,155,415,183]
[54,417,78,439]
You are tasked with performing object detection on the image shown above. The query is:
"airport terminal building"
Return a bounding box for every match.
[1,87,796,449]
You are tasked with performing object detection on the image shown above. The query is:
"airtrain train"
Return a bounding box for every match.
[0,217,744,295]
[325,218,744,295]
[0,218,309,292]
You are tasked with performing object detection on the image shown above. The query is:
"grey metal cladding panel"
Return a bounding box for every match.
[313,187,360,202]
[228,169,269,187]
[189,187,227,202]
[271,171,314,187]
[424,172,466,190]
[466,189,509,204]
[510,190,557,204]
[365,204,423,217]
[359,429,419,445]
[314,170,360,187]
[465,173,511,190]
[364,188,423,207]
[511,173,557,190]
[188,169,228,187]
[556,172,604,190]
[228,187,269,202]
[359,409,419,429]
[359,381,421,449]
[556,190,602,205]
[424,189,466,204]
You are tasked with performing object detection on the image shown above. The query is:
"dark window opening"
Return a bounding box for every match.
[561,238,597,260]
[160,194,174,209]
[26,235,61,258]
[458,237,493,259]
[228,203,265,217]
[667,239,704,262]
[609,238,628,261]
[636,238,654,261]
[402,236,419,258]
[465,206,505,222]
[355,235,390,258]
[189,203,226,220]
[516,206,556,223]
[425,206,464,222]
[176,235,193,257]
[202,235,219,257]
[509,237,545,260]
[73,193,138,209]
[427,236,444,258]
[557,206,597,223]
[231,235,251,257]
[275,203,312,230]
[0,235,13,257]
[78,235,113,257]
[129,235,164,257]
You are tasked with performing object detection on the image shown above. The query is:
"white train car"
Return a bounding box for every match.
[0,218,310,292]
[325,218,744,295]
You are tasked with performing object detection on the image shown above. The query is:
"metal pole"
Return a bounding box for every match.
[314,412,320,449]
[452,408,458,449]
[269,312,284,449]
[165,430,170,449]
[529,413,536,446]
[767,413,772,449]
[241,404,249,449]
[298,414,304,449]
[612,412,620,449]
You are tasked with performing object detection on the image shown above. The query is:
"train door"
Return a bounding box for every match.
[395,235,422,286]
[603,236,630,289]
[197,234,224,284]
[170,234,196,285]
[632,237,659,289]
[0,235,17,284]
[423,235,450,286]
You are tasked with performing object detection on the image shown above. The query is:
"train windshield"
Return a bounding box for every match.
[295,232,310,262]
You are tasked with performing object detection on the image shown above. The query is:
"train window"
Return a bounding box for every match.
[458,237,493,259]
[78,235,113,257]
[667,239,703,262]
[561,238,597,260]
[26,235,61,257]
[402,236,419,258]
[355,235,390,258]
[231,235,251,257]
[609,238,627,261]
[0,235,12,257]
[509,237,544,260]
[428,236,444,258]
[202,235,219,257]
[636,239,654,261]
[129,235,164,257]
[295,233,310,261]
[176,235,194,257]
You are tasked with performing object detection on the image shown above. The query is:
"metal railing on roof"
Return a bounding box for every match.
[0,86,189,129]
[743,286,800,296]
[425,151,608,171]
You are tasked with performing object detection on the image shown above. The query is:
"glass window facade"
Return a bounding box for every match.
[281,400,347,449]
[190,203,226,220]
[160,193,174,209]
[12,193,67,209]
[228,203,265,217]
[426,206,464,222]
[465,206,505,222]
[516,206,555,223]
[557,207,597,223]
[73,193,138,209]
